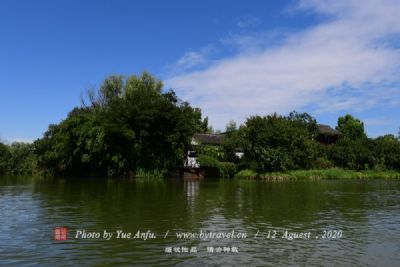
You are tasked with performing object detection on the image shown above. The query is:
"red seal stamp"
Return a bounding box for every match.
[54,227,68,241]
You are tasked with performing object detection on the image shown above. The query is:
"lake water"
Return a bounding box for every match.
[0,177,399,266]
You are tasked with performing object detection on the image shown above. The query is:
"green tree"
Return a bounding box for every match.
[372,135,400,170]
[225,120,237,133]
[329,138,373,170]
[35,72,205,178]
[7,142,37,175]
[0,142,11,175]
[223,124,245,163]
[288,111,318,138]
[238,112,318,172]
[336,114,366,140]
[328,115,373,170]
[199,116,209,133]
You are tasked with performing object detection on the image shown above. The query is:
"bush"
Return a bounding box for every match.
[372,135,400,170]
[237,113,318,172]
[135,168,166,179]
[197,155,236,178]
[234,169,258,179]
[236,160,258,171]
[7,142,38,176]
[0,143,11,175]
[313,157,334,169]
[219,162,237,178]
[197,155,220,168]
[196,145,224,161]
[256,147,291,172]
[329,138,373,170]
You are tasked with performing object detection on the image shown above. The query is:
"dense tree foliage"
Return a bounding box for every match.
[33,72,206,177]
[224,112,317,172]
[336,114,366,140]
[327,114,396,170]
[0,142,37,175]
[0,72,399,178]
[328,138,373,170]
[224,112,400,173]
[371,135,400,170]
[0,142,10,175]
[7,142,37,175]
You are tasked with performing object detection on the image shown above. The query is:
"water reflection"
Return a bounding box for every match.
[184,180,200,212]
[0,177,399,266]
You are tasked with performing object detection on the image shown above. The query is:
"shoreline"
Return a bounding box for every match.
[234,168,400,181]
[2,168,400,181]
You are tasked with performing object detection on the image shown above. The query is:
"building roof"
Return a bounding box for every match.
[318,124,340,135]
[193,133,225,145]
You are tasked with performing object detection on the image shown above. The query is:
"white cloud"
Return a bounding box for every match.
[175,51,207,70]
[166,0,400,129]
[168,45,215,74]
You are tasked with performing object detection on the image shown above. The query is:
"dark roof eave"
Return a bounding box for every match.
[317,124,341,135]
[193,133,225,145]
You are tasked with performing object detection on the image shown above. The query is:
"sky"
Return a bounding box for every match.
[1,0,399,142]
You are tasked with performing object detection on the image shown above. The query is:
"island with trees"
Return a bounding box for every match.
[1,72,400,180]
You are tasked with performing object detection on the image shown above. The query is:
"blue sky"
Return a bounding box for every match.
[1,0,399,142]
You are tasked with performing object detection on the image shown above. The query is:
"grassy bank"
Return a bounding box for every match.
[234,168,400,181]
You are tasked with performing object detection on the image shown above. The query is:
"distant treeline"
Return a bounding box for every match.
[1,72,399,178]
[220,113,400,174]
[2,72,207,177]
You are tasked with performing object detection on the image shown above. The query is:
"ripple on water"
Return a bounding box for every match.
[0,179,400,266]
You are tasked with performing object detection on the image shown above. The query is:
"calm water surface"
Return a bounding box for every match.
[0,177,399,266]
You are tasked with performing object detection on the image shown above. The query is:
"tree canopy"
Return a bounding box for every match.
[34,72,206,177]
[1,73,399,178]
[337,114,366,140]
[224,112,317,172]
